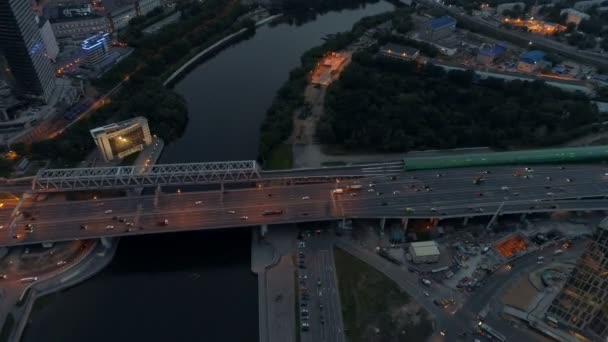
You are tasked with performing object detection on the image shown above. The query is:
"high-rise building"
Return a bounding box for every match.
[0,0,56,103]
[547,218,608,340]
[39,17,59,61]
[81,32,110,67]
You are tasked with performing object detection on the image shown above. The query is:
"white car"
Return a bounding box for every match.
[240,216,249,220]
[302,196,310,200]
[227,210,236,214]
[105,225,114,230]
[104,210,113,214]
[57,261,67,266]
[393,190,400,195]
[195,201,203,205]
[501,186,509,191]
[367,189,374,192]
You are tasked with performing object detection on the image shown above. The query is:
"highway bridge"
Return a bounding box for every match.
[2,164,608,247]
[0,161,405,193]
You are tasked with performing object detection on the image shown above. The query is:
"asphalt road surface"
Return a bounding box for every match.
[4,165,608,246]
[298,234,345,342]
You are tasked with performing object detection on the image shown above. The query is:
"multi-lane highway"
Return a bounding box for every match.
[3,165,608,246]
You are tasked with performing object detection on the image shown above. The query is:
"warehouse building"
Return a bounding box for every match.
[409,241,440,264]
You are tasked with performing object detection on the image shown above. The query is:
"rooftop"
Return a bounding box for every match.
[430,16,456,30]
[410,240,440,256]
[478,42,508,57]
[520,50,545,64]
[90,116,148,136]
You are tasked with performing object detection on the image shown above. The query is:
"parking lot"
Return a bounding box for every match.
[296,231,345,342]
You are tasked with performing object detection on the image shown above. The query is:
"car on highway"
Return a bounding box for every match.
[301,196,310,200]
[105,225,114,230]
[501,186,509,191]
[12,234,21,239]
[547,192,554,196]
[393,190,400,194]
[430,207,438,212]
[546,176,552,180]
[57,260,67,266]
[240,216,249,220]
[104,210,113,214]
[80,225,88,230]
[227,210,236,214]
[0,274,7,279]
[405,207,415,213]
[367,188,375,192]
[195,201,203,205]
[126,228,134,232]
[567,178,573,182]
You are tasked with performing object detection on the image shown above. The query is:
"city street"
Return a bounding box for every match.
[297,233,345,342]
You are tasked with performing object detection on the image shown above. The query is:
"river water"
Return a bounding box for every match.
[22,2,393,341]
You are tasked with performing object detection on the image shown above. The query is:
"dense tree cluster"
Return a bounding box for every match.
[28,79,187,165]
[22,0,249,166]
[95,0,248,90]
[317,55,599,151]
[258,10,406,162]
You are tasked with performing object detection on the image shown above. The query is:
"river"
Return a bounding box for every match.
[22,2,394,341]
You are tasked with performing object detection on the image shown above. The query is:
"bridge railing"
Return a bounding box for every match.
[33,160,262,192]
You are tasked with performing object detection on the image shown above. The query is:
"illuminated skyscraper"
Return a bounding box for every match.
[81,32,110,67]
[547,218,608,340]
[0,0,56,102]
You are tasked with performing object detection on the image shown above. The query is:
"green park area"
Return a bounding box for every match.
[319,52,600,152]
[334,248,433,342]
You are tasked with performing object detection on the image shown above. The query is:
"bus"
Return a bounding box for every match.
[478,322,506,342]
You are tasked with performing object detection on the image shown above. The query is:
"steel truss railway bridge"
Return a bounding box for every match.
[1,160,405,193]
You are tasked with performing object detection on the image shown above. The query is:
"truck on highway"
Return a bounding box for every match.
[20,277,38,283]
[345,184,363,191]
[262,209,284,216]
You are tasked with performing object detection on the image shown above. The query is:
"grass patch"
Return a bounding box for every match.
[0,313,15,342]
[334,247,433,342]
[266,144,293,170]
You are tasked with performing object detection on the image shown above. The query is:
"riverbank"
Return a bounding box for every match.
[257,10,399,168]
[164,13,283,87]
[0,239,117,342]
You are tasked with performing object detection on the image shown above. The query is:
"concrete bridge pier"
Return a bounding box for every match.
[401,218,409,232]
[260,224,268,237]
[100,237,112,248]
[379,217,386,234]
